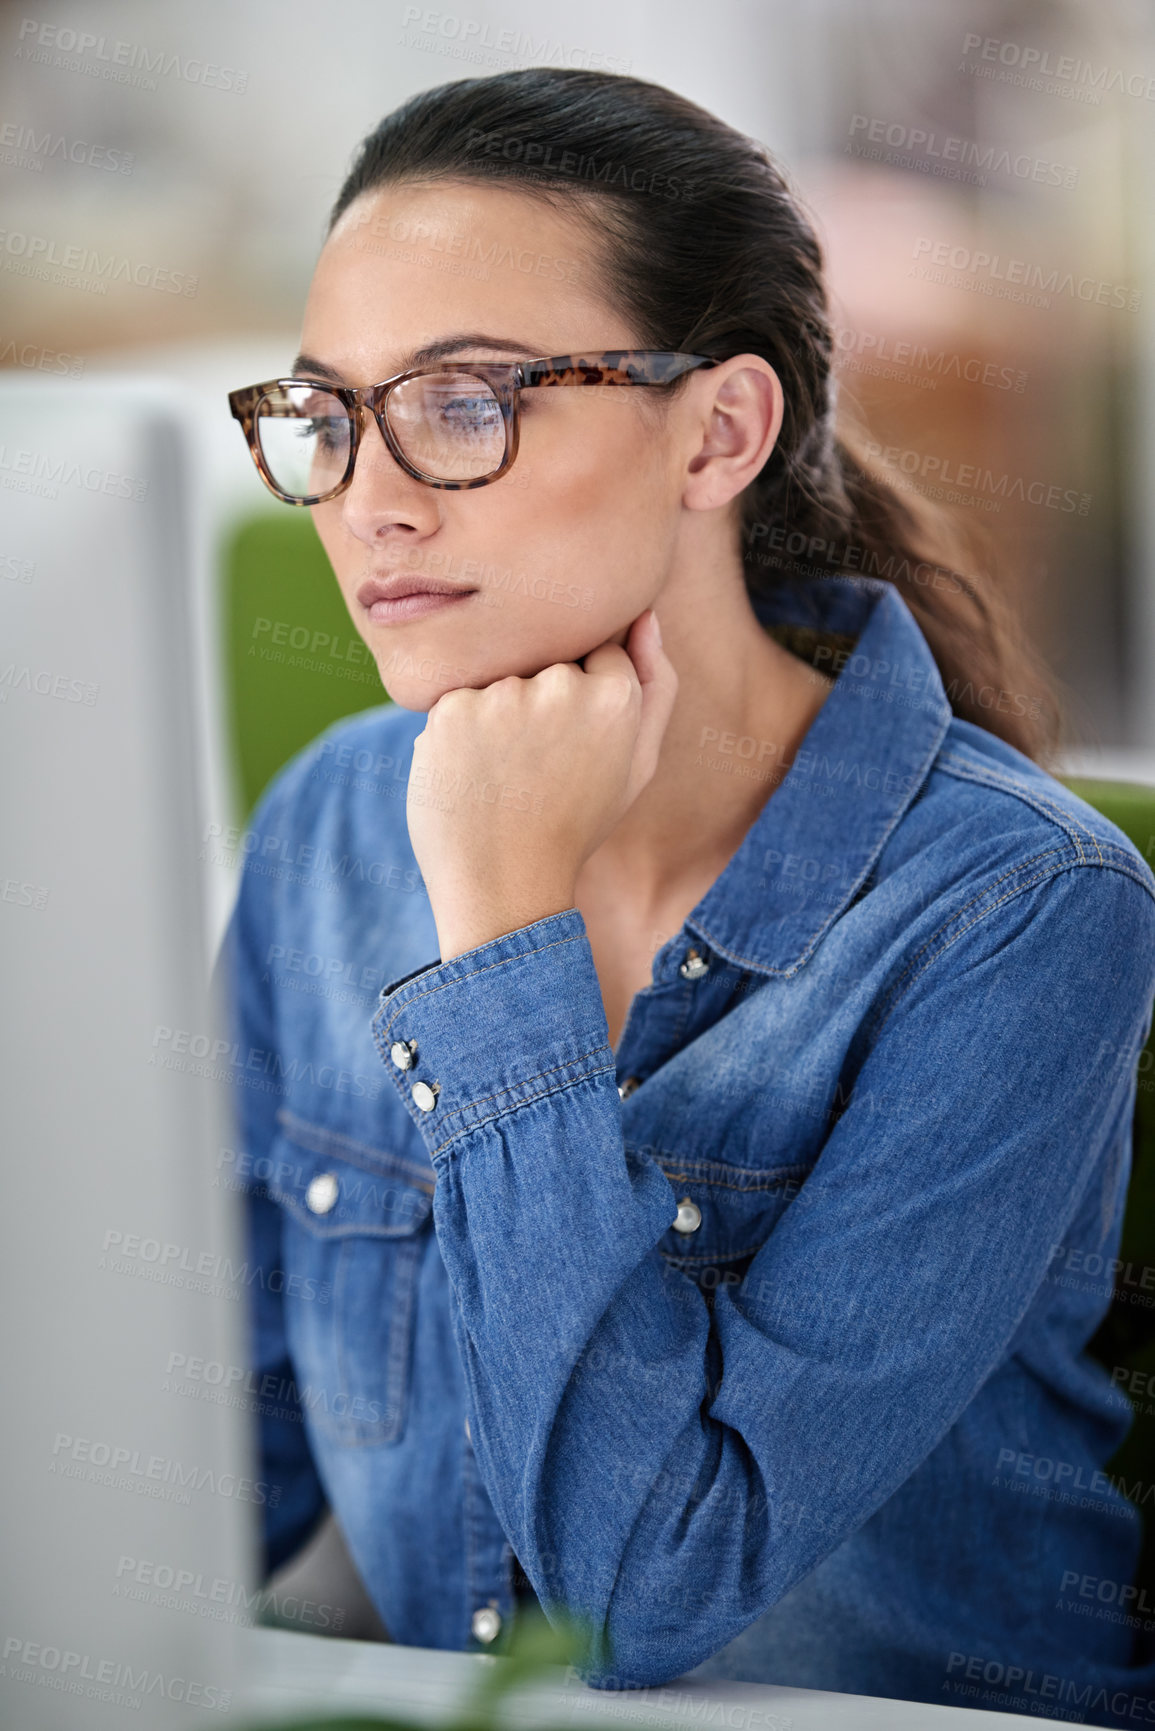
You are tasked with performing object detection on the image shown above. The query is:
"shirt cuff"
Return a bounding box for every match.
[369,907,615,1159]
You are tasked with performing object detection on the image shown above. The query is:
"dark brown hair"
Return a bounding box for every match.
[329,67,1062,762]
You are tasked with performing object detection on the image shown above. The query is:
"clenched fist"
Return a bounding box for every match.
[406,608,677,961]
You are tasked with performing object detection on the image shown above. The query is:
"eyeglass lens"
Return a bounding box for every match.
[254,373,507,497]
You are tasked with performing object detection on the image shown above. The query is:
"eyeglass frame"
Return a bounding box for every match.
[227,350,721,505]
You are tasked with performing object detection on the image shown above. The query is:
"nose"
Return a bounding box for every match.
[338,402,440,544]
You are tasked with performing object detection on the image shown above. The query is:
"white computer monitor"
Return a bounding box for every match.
[0,375,254,1730]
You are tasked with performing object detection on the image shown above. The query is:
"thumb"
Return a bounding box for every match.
[624,608,678,793]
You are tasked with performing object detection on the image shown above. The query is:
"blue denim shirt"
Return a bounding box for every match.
[217,573,1155,1723]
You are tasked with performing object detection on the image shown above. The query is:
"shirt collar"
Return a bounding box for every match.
[682,576,953,979]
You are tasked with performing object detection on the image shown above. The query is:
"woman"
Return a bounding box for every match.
[219,67,1155,1725]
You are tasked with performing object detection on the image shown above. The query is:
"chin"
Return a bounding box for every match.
[369,618,606,708]
[369,636,480,711]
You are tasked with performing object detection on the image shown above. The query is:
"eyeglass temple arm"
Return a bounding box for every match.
[517,353,719,388]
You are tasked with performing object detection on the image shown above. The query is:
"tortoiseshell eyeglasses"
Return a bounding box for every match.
[227,350,720,504]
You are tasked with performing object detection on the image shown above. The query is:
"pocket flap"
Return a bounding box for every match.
[266,1106,434,1239]
[648,1149,811,1266]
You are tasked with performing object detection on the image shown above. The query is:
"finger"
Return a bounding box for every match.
[623,607,665,688]
[580,606,666,688]
[627,610,678,784]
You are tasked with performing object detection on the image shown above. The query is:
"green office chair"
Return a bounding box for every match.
[1064,778,1155,1611]
[222,511,394,825]
[221,510,1155,1612]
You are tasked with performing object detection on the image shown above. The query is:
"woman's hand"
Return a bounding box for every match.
[405,608,677,962]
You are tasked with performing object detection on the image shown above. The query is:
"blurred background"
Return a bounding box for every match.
[4,0,1155,805]
[5,0,1155,1646]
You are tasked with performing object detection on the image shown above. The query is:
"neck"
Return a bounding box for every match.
[575,555,835,920]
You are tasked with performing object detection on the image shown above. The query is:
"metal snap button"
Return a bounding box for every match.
[471,1605,501,1643]
[617,1075,641,1099]
[673,1196,702,1234]
[411,1079,440,1113]
[390,1038,418,1070]
[305,1172,339,1215]
[679,947,710,980]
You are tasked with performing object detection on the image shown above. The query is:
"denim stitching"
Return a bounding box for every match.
[374,928,587,1040]
[655,1163,810,1195]
[269,1186,431,1240]
[425,1058,618,1160]
[873,861,1069,1032]
[403,1046,615,1136]
[275,1105,436,1191]
[883,846,1070,988]
[937,749,1107,863]
[661,1243,770,1267]
[690,717,949,979]
[874,860,1150,1039]
[324,1233,420,1446]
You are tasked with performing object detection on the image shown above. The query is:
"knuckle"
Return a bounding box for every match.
[435,686,472,715]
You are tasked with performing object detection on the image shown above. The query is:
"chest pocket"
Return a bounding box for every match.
[645,1149,811,1299]
[264,1105,435,1446]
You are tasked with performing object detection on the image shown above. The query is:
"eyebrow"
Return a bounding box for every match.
[291,334,546,382]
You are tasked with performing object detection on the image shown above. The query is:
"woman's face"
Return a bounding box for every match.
[299,178,689,710]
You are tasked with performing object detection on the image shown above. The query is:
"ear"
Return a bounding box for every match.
[683,355,783,512]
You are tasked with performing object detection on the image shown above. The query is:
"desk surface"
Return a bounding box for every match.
[234,1625,1024,1730]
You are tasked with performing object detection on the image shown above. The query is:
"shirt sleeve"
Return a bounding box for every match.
[214,775,328,1579]
[370,861,1155,1688]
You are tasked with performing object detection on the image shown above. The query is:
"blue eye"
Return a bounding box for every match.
[439,395,503,431]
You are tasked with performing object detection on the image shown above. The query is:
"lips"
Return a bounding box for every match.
[355,573,477,607]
